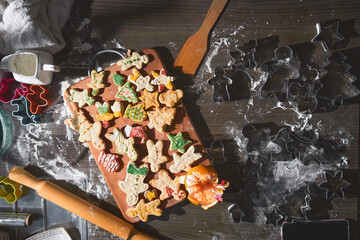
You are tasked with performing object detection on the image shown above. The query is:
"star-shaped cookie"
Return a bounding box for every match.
[126,199,162,222]
[143,140,169,172]
[128,69,154,92]
[139,90,160,109]
[167,132,192,153]
[169,145,202,173]
[147,107,176,132]
[150,170,186,200]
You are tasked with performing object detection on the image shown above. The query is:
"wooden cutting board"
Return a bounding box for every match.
[64,48,211,223]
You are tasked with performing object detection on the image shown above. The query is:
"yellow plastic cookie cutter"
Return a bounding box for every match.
[0,177,23,203]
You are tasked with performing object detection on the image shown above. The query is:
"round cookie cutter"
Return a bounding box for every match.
[0,109,13,159]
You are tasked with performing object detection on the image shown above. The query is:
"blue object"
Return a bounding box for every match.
[0,108,13,159]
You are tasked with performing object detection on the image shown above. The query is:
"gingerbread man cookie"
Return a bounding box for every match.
[117,51,149,71]
[151,69,173,92]
[126,199,162,222]
[106,128,138,161]
[119,162,149,206]
[147,107,176,132]
[143,139,168,172]
[169,145,202,173]
[69,89,95,108]
[88,70,105,96]
[150,170,187,201]
[64,110,105,150]
[128,69,154,92]
[139,90,160,109]
[159,89,183,107]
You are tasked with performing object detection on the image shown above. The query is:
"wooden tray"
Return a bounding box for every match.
[64,48,211,223]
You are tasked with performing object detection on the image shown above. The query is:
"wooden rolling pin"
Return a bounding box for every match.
[8,166,157,240]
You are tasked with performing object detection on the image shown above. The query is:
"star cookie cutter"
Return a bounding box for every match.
[264,207,283,227]
[25,85,52,114]
[259,46,300,102]
[318,171,350,199]
[312,20,344,52]
[316,51,360,106]
[207,67,233,102]
[0,177,23,203]
[0,76,30,103]
[11,96,41,125]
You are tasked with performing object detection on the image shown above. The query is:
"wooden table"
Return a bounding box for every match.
[1,0,359,239]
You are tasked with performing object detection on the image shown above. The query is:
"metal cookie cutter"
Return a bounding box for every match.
[316,51,360,106]
[0,76,30,103]
[318,171,350,200]
[0,177,23,203]
[25,85,52,114]
[228,39,258,70]
[259,46,300,102]
[312,20,344,52]
[206,140,227,165]
[11,96,41,125]
[207,67,233,102]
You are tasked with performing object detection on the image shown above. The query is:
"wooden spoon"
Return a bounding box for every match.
[174,0,229,76]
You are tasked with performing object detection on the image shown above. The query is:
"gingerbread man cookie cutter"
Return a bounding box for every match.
[25,85,52,114]
[0,76,30,103]
[0,177,24,203]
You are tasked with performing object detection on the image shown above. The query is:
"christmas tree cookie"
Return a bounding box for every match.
[115,82,138,103]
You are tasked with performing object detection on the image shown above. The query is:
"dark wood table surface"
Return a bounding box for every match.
[1,0,359,239]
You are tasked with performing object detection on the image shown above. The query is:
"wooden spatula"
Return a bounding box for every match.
[174,0,229,76]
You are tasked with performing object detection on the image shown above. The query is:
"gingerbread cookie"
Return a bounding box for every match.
[119,162,149,206]
[167,132,192,153]
[124,125,147,144]
[128,69,154,92]
[151,69,173,92]
[147,107,176,132]
[143,139,168,172]
[117,51,149,71]
[159,89,183,107]
[126,199,162,222]
[150,170,186,201]
[64,110,105,150]
[88,70,105,96]
[111,100,124,118]
[97,151,120,172]
[169,145,202,173]
[69,89,95,108]
[144,189,157,201]
[115,82,138,103]
[123,104,147,122]
[106,128,138,161]
[95,102,114,128]
[111,73,125,86]
[139,90,160,109]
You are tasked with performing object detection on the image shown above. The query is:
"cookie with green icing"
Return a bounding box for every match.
[106,128,138,161]
[123,104,147,122]
[167,132,192,153]
[115,82,138,103]
[118,162,149,206]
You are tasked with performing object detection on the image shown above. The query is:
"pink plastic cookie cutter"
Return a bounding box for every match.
[0,76,30,103]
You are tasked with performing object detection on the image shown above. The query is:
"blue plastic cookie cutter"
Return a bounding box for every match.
[11,96,41,125]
